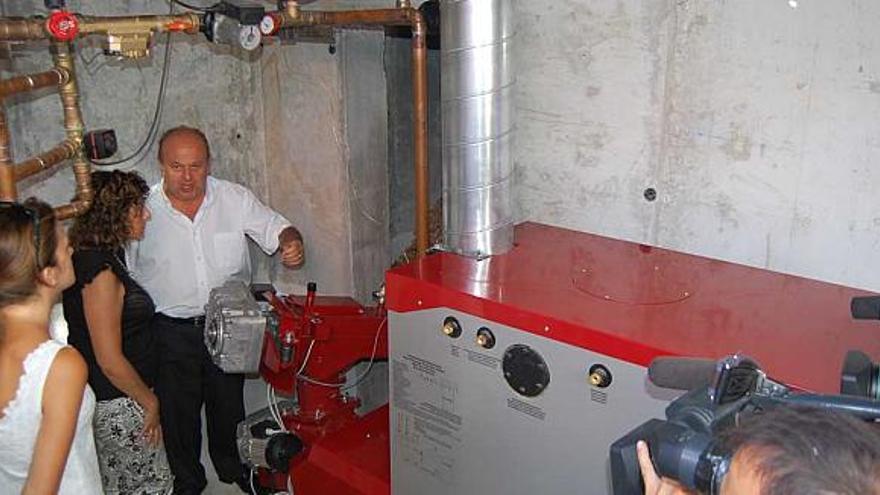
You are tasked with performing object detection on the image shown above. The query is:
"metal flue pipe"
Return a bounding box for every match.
[441,0,515,257]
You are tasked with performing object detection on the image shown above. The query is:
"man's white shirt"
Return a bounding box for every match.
[127,176,291,318]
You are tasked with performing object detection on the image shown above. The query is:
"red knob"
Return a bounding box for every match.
[46,11,79,41]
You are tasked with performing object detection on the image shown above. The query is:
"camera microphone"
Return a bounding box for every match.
[648,356,717,391]
[851,296,880,320]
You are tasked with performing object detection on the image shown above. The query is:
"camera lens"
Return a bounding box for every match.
[841,350,880,400]
[650,422,714,491]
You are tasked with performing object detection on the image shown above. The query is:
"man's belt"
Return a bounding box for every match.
[156,313,205,327]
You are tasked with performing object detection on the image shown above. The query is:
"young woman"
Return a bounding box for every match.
[63,170,173,494]
[0,198,102,494]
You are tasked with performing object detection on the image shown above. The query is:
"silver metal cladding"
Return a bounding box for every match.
[441,0,515,256]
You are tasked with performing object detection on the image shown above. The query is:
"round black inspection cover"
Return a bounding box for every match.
[502,344,550,397]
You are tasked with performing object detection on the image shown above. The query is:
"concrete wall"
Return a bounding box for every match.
[342,30,391,301]
[5,0,877,300]
[3,0,266,204]
[2,0,272,285]
[9,1,879,335]
[1,0,390,301]
[2,2,390,491]
[259,26,388,302]
[514,0,880,291]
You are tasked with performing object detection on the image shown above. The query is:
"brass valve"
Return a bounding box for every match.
[475,327,495,349]
[588,364,612,388]
[106,33,152,58]
[442,317,462,338]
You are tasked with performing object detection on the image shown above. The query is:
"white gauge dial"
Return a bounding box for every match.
[259,15,276,36]
[239,25,262,51]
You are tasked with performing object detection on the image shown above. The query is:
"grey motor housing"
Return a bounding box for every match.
[204,280,267,374]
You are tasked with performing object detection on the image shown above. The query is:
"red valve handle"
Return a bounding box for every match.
[46,10,79,41]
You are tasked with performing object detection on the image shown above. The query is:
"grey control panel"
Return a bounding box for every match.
[390,308,676,495]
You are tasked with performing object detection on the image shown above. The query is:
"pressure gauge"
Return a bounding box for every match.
[239,25,262,51]
[260,14,278,36]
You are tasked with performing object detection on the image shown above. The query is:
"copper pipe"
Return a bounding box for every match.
[279,5,430,254]
[0,67,75,199]
[410,15,429,255]
[14,139,78,181]
[0,107,15,201]
[77,13,200,35]
[0,18,46,41]
[0,14,199,42]
[279,8,415,28]
[283,1,300,19]
[50,41,92,220]
[0,68,69,98]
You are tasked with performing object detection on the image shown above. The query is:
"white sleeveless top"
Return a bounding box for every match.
[0,339,102,494]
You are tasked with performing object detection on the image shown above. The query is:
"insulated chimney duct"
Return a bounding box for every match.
[441,0,514,256]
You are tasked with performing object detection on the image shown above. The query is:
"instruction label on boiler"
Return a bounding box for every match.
[393,354,461,483]
[450,344,501,370]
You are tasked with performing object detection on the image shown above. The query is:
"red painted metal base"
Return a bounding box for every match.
[286,405,389,495]
[257,289,390,495]
[255,221,880,494]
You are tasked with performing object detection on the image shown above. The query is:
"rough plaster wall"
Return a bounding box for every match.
[261,0,396,301]
[515,0,668,242]
[515,0,880,291]
[2,0,268,206]
[261,40,354,296]
[1,0,396,300]
[341,30,390,301]
[260,30,388,302]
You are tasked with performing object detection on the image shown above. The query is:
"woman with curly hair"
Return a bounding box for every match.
[0,198,101,493]
[63,170,174,494]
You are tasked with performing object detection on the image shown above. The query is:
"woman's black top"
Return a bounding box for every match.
[63,249,157,402]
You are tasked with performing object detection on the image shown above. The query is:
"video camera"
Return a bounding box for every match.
[609,353,880,495]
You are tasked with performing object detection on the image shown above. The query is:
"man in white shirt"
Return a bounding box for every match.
[128,126,303,494]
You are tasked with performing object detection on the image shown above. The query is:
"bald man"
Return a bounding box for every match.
[128,126,304,494]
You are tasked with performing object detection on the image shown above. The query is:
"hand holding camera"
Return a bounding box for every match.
[610,351,880,495]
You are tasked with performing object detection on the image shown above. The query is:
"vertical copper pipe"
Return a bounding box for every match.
[0,107,15,201]
[50,41,92,220]
[410,14,429,254]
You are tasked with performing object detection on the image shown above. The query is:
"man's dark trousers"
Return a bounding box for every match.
[154,314,245,494]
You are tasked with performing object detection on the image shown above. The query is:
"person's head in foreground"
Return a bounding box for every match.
[638,405,880,495]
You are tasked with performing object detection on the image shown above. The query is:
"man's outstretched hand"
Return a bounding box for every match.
[279,226,305,268]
